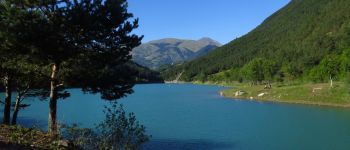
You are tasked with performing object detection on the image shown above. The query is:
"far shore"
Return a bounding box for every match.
[221,94,350,108]
[188,81,350,108]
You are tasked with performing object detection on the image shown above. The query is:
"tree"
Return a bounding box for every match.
[24,0,142,135]
[195,73,207,82]
[10,61,49,125]
[0,0,16,124]
[281,63,303,81]
[262,59,277,88]
[0,49,48,126]
[0,0,39,124]
[242,58,265,85]
[339,48,350,77]
[318,55,341,88]
[241,58,277,87]
[242,58,277,85]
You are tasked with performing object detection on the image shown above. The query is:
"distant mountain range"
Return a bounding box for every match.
[132,38,221,70]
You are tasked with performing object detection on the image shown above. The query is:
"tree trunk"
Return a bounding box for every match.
[11,94,21,125]
[2,74,12,125]
[330,75,333,88]
[48,63,59,136]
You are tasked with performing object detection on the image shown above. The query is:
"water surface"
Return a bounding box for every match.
[2,84,350,150]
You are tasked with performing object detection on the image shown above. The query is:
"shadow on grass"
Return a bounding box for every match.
[0,141,31,150]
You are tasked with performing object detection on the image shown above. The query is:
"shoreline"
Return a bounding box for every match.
[221,94,350,108]
[188,81,350,108]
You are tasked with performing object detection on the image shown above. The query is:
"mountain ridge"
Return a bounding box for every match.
[132,37,221,70]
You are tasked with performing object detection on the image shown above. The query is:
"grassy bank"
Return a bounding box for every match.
[0,125,71,150]
[220,82,350,107]
[191,81,350,107]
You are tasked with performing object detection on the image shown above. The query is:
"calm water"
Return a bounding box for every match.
[2,84,350,150]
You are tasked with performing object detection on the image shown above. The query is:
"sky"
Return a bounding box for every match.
[128,0,291,44]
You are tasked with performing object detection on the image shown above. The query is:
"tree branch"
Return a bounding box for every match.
[56,83,64,88]
[18,85,31,103]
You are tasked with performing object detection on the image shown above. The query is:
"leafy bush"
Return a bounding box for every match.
[63,103,150,150]
[62,125,96,149]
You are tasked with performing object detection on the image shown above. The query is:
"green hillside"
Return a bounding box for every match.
[126,62,164,83]
[162,0,350,82]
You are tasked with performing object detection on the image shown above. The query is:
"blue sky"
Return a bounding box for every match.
[128,0,290,44]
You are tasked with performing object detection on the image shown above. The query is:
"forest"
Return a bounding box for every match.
[161,0,350,85]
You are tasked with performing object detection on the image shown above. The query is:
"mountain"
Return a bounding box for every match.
[132,38,221,70]
[126,62,164,83]
[162,0,350,81]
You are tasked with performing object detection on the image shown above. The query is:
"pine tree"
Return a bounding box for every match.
[25,0,142,135]
[0,0,38,124]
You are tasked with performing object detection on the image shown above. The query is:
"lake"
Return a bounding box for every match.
[2,84,350,150]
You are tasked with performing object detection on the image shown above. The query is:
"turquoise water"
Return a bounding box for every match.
[2,84,350,150]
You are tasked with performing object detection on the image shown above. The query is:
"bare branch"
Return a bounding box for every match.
[23,85,30,94]
[56,83,64,88]
[19,95,27,103]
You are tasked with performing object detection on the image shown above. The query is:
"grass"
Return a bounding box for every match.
[192,81,350,107]
[0,125,70,150]
[221,82,350,107]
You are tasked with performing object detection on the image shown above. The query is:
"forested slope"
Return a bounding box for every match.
[162,0,350,82]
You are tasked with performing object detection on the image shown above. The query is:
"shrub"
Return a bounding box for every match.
[63,103,150,150]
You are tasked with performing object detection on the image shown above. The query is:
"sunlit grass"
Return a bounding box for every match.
[221,82,350,107]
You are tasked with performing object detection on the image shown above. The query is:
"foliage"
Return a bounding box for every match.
[280,63,303,81]
[224,58,277,84]
[61,125,96,149]
[207,58,278,84]
[63,103,150,150]
[0,0,153,146]
[319,55,341,79]
[24,0,144,99]
[126,62,164,84]
[308,54,343,83]
[241,59,264,83]
[162,0,350,83]
[0,125,64,149]
[339,48,350,76]
[97,103,149,149]
[0,0,144,133]
[0,0,49,124]
[346,72,350,93]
